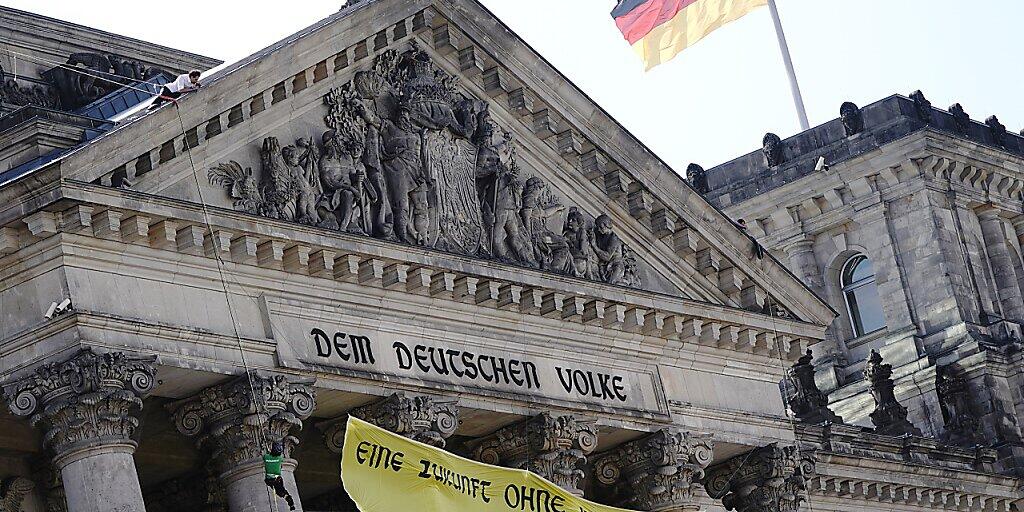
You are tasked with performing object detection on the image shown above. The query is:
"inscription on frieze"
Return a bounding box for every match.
[267,298,665,414]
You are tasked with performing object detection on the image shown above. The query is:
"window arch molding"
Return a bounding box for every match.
[839,254,886,337]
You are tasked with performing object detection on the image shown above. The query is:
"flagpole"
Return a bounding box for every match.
[766,0,810,131]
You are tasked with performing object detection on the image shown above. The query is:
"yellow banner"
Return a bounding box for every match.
[340,416,633,512]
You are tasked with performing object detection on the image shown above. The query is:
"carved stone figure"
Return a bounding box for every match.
[863,350,922,436]
[592,214,625,284]
[840,101,863,136]
[935,364,982,447]
[785,350,843,424]
[320,392,458,452]
[685,163,708,194]
[909,90,932,123]
[594,429,714,511]
[0,65,61,109]
[209,45,643,288]
[474,413,597,496]
[762,133,785,167]
[318,131,365,232]
[704,444,815,512]
[949,103,970,134]
[260,136,297,221]
[987,115,1007,146]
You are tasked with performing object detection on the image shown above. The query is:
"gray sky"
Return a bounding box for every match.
[8,0,1023,171]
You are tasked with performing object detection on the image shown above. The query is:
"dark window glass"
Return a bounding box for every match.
[842,256,886,337]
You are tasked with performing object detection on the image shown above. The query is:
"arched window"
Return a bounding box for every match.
[841,255,886,337]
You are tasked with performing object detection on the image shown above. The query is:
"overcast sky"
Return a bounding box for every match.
[6,0,1023,171]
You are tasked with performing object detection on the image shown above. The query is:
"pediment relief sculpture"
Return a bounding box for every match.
[209,44,641,287]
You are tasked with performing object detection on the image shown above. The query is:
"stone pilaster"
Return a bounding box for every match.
[320,392,458,453]
[785,350,842,425]
[782,238,824,296]
[704,444,815,512]
[864,350,921,437]
[977,207,1024,323]
[473,413,597,496]
[593,429,713,512]
[3,349,156,512]
[170,371,316,512]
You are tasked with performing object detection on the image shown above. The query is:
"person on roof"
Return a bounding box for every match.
[263,440,297,510]
[148,69,201,110]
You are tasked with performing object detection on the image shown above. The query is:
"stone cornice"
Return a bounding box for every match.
[18,0,831,328]
[724,131,1024,244]
[0,185,824,366]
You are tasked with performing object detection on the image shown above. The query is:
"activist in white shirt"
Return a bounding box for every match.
[149,69,202,110]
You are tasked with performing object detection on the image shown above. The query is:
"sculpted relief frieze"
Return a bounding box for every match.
[208,44,641,288]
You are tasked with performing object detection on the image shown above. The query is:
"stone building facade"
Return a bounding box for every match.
[703,91,1024,497]
[0,2,1018,512]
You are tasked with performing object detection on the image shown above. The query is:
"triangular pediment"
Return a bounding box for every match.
[50,0,833,325]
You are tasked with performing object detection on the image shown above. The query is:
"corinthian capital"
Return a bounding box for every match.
[594,429,713,511]
[320,392,458,453]
[704,444,815,512]
[2,349,157,461]
[473,413,597,496]
[169,371,316,476]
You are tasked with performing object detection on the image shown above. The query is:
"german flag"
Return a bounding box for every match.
[613,0,768,70]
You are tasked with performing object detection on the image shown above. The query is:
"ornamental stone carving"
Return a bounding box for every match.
[762,133,784,167]
[839,102,863,136]
[935,364,982,447]
[42,52,166,109]
[949,103,970,134]
[0,476,34,512]
[320,392,458,452]
[593,429,713,511]
[685,163,708,195]
[987,115,1007,146]
[209,43,641,288]
[863,350,921,437]
[169,371,316,476]
[473,413,598,496]
[785,350,842,425]
[704,444,815,512]
[0,65,60,109]
[909,90,932,123]
[2,349,157,462]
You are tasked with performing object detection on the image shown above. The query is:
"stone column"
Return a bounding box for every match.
[2,349,157,512]
[593,429,713,511]
[473,413,597,496]
[320,392,459,453]
[170,372,316,512]
[782,238,824,296]
[977,206,1024,322]
[703,444,815,512]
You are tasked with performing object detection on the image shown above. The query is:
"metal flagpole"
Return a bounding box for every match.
[766,0,810,131]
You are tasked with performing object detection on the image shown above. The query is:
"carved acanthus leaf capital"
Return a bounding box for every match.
[2,349,157,459]
[473,413,597,496]
[594,429,714,511]
[704,444,815,512]
[321,392,458,453]
[169,371,316,476]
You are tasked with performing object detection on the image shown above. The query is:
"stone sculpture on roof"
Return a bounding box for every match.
[209,44,641,287]
[839,101,863,137]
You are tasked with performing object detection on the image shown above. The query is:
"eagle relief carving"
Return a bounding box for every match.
[209,44,641,288]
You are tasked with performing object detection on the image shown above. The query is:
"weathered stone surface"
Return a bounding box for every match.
[320,392,458,452]
[704,444,815,512]
[474,413,597,496]
[594,429,713,511]
[864,350,921,437]
[785,350,842,424]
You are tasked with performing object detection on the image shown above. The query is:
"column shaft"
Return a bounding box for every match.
[60,446,146,512]
[978,208,1024,322]
[223,461,300,512]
